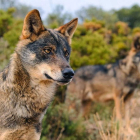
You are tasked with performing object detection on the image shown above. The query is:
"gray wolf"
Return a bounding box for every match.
[66,34,140,134]
[0,9,78,140]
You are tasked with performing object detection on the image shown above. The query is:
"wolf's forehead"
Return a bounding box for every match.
[37,29,70,50]
[47,29,59,41]
[47,29,70,49]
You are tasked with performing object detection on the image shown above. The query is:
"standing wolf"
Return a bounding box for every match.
[0,9,78,140]
[66,35,140,133]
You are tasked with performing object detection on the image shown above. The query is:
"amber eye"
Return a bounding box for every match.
[65,50,69,57]
[44,48,51,54]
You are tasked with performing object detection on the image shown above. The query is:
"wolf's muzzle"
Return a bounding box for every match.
[62,68,74,80]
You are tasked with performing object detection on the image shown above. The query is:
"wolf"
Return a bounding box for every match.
[0,9,78,140]
[66,34,140,134]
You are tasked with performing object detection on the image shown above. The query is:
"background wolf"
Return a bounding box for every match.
[0,9,78,140]
[66,34,140,134]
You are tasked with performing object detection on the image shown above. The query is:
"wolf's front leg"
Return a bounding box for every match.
[82,100,92,119]
[114,93,122,120]
[124,94,135,136]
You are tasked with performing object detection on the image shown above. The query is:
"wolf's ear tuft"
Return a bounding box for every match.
[133,34,140,50]
[20,9,45,41]
[56,18,78,44]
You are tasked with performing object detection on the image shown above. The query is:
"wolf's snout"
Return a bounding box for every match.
[62,68,74,80]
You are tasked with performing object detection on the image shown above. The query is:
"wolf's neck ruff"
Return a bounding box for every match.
[0,52,56,119]
[0,53,29,92]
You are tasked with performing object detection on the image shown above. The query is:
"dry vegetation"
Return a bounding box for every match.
[83,90,140,140]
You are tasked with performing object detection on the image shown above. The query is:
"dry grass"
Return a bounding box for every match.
[94,113,136,140]
[84,90,140,140]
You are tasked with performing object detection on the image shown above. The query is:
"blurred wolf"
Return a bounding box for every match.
[0,9,78,140]
[66,34,140,133]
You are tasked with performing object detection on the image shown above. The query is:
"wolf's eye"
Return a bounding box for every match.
[44,48,51,54]
[64,50,69,57]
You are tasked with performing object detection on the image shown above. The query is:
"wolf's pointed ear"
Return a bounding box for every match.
[20,9,45,41]
[133,34,140,51]
[55,18,78,44]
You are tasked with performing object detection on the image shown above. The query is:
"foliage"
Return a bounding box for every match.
[40,103,86,140]
[0,8,15,37]
[132,27,140,35]
[4,19,23,47]
[76,6,119,29]
[115,4,140,28]
[0,8,23,70]
[115,21,130,36]
[70,18,131,70]
[0,38,9,69]
[45,5,72,28]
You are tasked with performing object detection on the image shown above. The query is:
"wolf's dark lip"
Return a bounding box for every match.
[44,73,70,83]
[44,74,53,80]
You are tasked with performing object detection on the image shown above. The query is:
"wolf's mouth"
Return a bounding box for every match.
[44,73,70,84]
[57,79,70,83]
[44,73,53,80]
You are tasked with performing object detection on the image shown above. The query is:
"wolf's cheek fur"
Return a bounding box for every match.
[28,62,63,81]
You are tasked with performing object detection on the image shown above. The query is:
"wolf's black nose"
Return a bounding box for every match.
[62,68,74,79]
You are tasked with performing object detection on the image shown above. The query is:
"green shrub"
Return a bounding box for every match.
[40,103,86,140]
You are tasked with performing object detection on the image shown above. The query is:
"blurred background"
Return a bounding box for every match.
[1,0,140,139]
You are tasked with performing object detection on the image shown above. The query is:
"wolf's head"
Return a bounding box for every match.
[120,34,140,74]
[132,34,140,73]
[16,9,78,85]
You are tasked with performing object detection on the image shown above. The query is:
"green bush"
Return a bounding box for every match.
[0,8,15,37]
[40,103,86,140]
[0,8,23,70]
